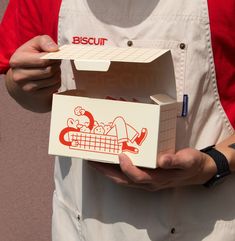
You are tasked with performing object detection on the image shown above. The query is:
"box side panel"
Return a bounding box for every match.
[157,103,177,158]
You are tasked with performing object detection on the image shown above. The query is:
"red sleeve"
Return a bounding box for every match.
[208,0,235,129]
[0,0,62,74]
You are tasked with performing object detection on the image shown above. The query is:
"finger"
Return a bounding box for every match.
[89,162,159,189]
[38,74,61,89]
[20,76,60,93]
[118,154,153,183]
[12,63,61,83]
[10,54,60,69]
[88,162,132,184]
[36,80,61,97]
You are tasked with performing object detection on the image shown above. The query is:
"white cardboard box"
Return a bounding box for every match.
[43,45,178,168]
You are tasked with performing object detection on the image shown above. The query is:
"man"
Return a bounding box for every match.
[0,0,235,240]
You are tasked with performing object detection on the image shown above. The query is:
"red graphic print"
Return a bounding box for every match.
[59,106,148,155]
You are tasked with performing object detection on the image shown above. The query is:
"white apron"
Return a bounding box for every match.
[52,0,235,240]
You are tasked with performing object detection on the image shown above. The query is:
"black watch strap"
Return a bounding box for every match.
[200,145,231,188]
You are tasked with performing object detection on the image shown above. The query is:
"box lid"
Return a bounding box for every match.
[42,45,170,71]
[42,45,177,100]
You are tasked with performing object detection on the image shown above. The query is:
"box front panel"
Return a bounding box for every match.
[49,94,160,168]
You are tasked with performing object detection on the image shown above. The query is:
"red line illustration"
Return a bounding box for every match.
[59,106,148,155]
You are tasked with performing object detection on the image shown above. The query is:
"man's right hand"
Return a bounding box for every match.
[5,35,61,113]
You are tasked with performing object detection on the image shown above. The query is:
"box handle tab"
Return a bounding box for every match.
[74,59,111,72]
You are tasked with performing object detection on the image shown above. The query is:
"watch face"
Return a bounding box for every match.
[211,176,226,187]
[205,174,227,187]
[220,170,232,177]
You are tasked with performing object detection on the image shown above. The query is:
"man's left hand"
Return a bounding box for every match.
[89,148,217,191]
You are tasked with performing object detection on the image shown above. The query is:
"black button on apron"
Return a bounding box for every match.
[179,43,186,49]
[127,40,133,47]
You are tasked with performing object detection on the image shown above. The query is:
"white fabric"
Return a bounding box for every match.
[52,0,235,240]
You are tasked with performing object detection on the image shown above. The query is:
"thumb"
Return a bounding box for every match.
[22,35,59,53]
[157,154,183,170]
[38,35,59,52]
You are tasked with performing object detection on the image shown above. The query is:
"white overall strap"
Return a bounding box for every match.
[52,1,235,241]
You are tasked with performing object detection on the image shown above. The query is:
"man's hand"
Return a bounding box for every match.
[89,148,217,191]
[5,35,61,113]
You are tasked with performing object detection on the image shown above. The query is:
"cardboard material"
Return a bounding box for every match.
[43,45,178,168]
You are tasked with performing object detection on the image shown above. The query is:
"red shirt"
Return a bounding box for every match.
[208,0,235,129]
[0,0,62,73]
[0,0,235,128]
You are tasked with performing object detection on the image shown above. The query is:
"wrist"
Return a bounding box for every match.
[200,145,231,188]
[200,151,217,184]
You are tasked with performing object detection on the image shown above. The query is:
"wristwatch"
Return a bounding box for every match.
[200,145,231,188]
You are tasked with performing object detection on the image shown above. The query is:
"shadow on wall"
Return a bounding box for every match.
[0,0,8,21]
[0,2,55,241]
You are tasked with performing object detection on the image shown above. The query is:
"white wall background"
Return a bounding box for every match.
[0,2,54,240]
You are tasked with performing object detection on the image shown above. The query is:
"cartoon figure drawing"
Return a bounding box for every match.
[59,106,148,155]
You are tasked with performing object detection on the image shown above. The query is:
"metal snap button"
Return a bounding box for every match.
[179,43,186,49]
[127,40,133,47]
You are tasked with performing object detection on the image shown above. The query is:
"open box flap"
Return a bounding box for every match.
[74,59,111,71]
[150,94,176,105]
[43,44,179,104]
[42,45,169,71]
